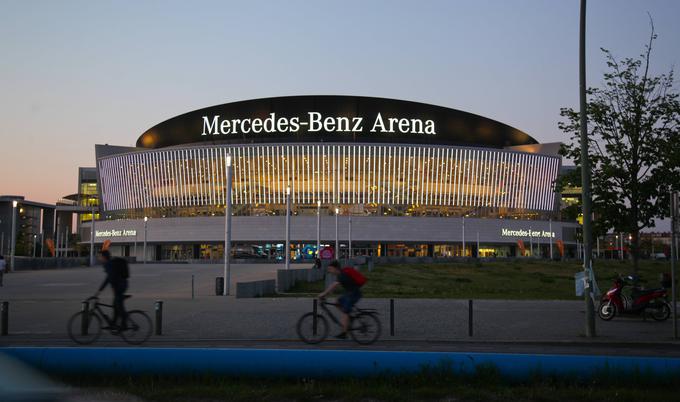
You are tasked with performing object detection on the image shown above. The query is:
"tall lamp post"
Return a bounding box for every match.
[549,219,554,259]
[32,234,37,258]
[143,216,148,264]
[224,154,232,296]
[90,206,96,266]
[10,200,17,272]
[285,186,291,270]
[462,215,466,257]
[316,200,321,256]
[348,215,352,262]
[670,191,678,339]
[579,0,596,337]
[335,207,339,260]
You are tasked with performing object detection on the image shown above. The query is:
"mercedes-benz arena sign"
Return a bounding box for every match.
[96,95,559,215]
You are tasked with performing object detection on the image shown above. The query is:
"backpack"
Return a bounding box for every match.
[112,257,130,279]
[341,267,367,287]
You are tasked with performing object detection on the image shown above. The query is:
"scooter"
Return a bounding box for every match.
[598,275,671,321]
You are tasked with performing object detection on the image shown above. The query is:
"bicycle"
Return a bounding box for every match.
[296,298,381,345]
[67,295,152,345]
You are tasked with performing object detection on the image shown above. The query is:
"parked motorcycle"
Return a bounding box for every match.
[598,275,671,321]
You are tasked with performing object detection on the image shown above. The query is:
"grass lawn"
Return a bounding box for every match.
[61,368,680,402]
[286,259,674,300]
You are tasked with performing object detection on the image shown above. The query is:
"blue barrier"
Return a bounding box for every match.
[2,348,680,380]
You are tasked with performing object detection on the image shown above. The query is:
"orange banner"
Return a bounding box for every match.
[556,240,565,257]
[102,240,111,251]
[517,240,526,256]
[46,238,55,257]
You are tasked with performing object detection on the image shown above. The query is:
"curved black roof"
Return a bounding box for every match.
[136,95,537,149]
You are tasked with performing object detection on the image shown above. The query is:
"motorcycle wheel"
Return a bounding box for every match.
[598,301,616,321]
[650,302,671,321]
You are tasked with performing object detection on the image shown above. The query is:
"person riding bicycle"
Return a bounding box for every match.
[95,250,128,332]
[318,259,362,339]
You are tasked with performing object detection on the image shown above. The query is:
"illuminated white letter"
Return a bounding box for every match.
[264,113,276,132]
[308,112,322,132]
[202,115,220,135]
[425,120,436,135]
[370,113,386,133]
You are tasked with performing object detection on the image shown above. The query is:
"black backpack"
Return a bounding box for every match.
[111,257,130,279]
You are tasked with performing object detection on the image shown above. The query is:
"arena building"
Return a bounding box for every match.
[84,95,579,261]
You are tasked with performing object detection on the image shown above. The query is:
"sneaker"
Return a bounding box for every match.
[334,332,348,339]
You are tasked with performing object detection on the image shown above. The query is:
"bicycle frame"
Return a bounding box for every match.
[80,298,120,335]
[317,300,378,328]
[318,300,343,327]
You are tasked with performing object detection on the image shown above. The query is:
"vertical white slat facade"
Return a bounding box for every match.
[97,144,560,213]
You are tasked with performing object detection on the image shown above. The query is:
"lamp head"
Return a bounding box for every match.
[12,200,18,208]
[226,154,232,167]
[144,216,148,222]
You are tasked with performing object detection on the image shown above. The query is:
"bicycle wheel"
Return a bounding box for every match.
[67,311,102,345]
[349,313,381,345]
[296,313,329,344]
[121,310,153,345]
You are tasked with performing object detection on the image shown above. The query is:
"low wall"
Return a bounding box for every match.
[236,279,276,298]
[11,257,89,271]
[277,268,325,293]
[4,348,680,381]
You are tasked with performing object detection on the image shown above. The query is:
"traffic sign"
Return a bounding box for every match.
[319,247,334,260]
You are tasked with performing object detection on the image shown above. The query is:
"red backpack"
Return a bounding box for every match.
[341,267,367,287]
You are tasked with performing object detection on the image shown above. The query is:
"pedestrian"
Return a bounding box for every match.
[0,255,5,286]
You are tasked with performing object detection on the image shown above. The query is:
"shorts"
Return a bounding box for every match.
[338,290,362,314]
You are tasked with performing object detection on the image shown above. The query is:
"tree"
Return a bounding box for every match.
[559,21,680,272]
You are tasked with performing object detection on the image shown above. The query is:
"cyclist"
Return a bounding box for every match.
[318,260,362,339]
[95,250,128,332]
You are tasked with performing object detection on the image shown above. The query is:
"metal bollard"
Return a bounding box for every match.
[390,299,395,336]
[313,299,318,335]
[155,300,163,336]
[1,302,8,336]
[81,301,90,336]
[468,299,473,337]
[191,275,195,299]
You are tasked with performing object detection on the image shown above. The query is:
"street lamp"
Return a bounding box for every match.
[32,234,37,258]
[316,200,321,256]
[10,200,17,272]
[348,215,352,262]
[549,219,554,259]
[462,215,466,257]
[224,154,232,295]
[143,216,148,264]
[285,186,291,270]
[89,206,96,266]
[335,207,339,260]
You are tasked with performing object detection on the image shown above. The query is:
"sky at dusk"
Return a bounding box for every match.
[1,0,679,205]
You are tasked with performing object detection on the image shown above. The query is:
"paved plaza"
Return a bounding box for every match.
[0,264,677,352]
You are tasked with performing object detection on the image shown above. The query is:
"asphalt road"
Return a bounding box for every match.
[0,263,678,353]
